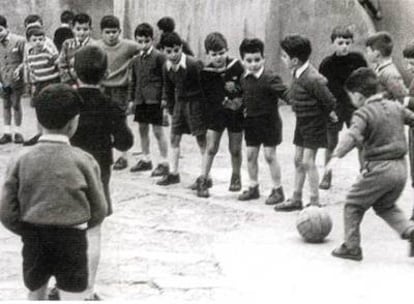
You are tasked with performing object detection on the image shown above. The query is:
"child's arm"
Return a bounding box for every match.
[161,65,175,113]
[309,76,337,117]
[381,72,408,102]
[269,73,288,101]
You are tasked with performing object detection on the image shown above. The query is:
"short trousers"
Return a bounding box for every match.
[244,113,282,147]
[171,100,206,136]
[103,86,129,112]
[207,107,243,133]
[21,223,88,292]
[294,115,327,149]
[134,103,163,126]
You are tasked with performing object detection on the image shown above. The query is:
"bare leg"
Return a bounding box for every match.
[28,282,49,300]
[263,146,281,189]
[228,131,242,176]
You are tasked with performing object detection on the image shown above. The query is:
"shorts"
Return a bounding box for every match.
[207,108,243,133]
[171,100,206,136]
[294,115,327,149]
[244,113,282,147]
[103,86,129,112]
[21,224,88,292]
[134,103,163,126]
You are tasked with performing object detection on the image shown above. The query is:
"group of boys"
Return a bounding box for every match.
[2,7,414,300]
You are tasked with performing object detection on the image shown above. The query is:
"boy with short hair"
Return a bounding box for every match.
[96,15,140,170]
[318,26,367,189]
[53,10,75,52]
[58,13,95,86]
[156,16,194,56]
[365,31,408,101]
[0,15,26,145]
[196,32,244,198]
[157,32,207,186]
[0,83,108,300]
[236,38,287,203]
[275,35,337,211]
[128,22,169,176]
[326,67,414,261]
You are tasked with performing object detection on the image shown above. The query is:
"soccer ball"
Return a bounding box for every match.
[296,206,332,243]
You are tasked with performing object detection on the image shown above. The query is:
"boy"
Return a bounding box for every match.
[24,26,60,146]
[71,45,133,300]
[156,16,194,56]
[96,15,140,170]
[326,68,414,261]
[0,84,108,300]
[365,31,408,101]
[236,38,287,204]
[53,10,75,52]
[319,26,368,189]
[0,15,25,144]
[157,32,206,186]
[275,35,337,211]
[58,13,95,87]
[196,32,244,198]
[128,23,169,176]
[23,14,57,53]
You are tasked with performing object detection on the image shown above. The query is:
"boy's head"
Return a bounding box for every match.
[34,84,82,137]
[331,25,354,56]
[239,38,265,74]
[160,32,183,64]
[365,31,393,64]
[24,14,43,29]
[204,32,228,68]
[280,35,312,70]
[345,67,379,107]
[73,13,92,43]
[74,45,108,85]
[157,17,175,34]
[403,42,414,75]
[0,15,8,41]
[134,23,154,52]
[100,15,121,46]
[60,10,75,26]
[26,26,46,50]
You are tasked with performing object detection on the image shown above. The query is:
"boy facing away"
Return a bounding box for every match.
[326,68,414,261]
[128,22,169,177]
[196,32,244,198]
[53,10,75,52]
[318,26,368,189]
[95,15,140,171]
[237,38,288,204]
[0,84,108,300]
[275,35,337,212]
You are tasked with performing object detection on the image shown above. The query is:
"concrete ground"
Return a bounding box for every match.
[0,100,414,303]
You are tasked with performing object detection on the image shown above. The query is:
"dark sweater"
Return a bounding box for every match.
[287,64,336,118]
[71,87,134,168]
[319,52,367,118]
[201,57,244,111]
[240,69,287,117]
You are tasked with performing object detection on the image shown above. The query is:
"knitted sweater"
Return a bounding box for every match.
[333,94,414,161]
[26,46,60,84]
[287,64,336,117]
[0,139,108,235]
[96,39,140,88]
[376,61,408,102]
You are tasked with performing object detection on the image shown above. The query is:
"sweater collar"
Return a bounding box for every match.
[365,93,384,105]
[295,61,310,79]
[39,134,70,145]
[375,59,393,73]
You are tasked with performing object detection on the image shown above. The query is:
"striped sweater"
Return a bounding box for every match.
[27,46,60,83]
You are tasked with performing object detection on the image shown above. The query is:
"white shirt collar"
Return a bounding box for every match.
[244,66,264,79]
[166,53,187,71]
[39,134,70,144]
[295,61,310,79]
[141,46,153,57]
[375,58,393,73]
[76,36,90,47]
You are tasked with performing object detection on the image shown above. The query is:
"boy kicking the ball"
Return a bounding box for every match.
[326,68,414,261]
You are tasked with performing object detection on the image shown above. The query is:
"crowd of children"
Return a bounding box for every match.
[1,8,414,300]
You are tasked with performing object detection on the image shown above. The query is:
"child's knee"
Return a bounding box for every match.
[153,126,165,140]
[294,156,303,169]
[229,145,241,158]
[264,151,275,164]
[302,159,315,171]
[139,123,149,133]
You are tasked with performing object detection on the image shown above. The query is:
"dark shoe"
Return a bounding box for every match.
[130,160,153,172]
[13,133,24,144]
[151,163,169,177]
[238,185,260,201]
[197,176,210,198]
[274,198,303,212]
[113,157,128,170]
[331,243,363,261]
[229,174,241,192]
[48,287,60,300]
[157,173,180,186]
[319,171,332,190]
[23,133,41,146]
[0,134,12,145]
[189,176,213,190]
[85,293,103,301]
[265,187,285,205]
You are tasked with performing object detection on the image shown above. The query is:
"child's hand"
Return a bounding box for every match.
[126,101,135,116]
[329,111,339,123]
[225,81,237,93]
[161,99,168,109]
[324,157,339,177]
